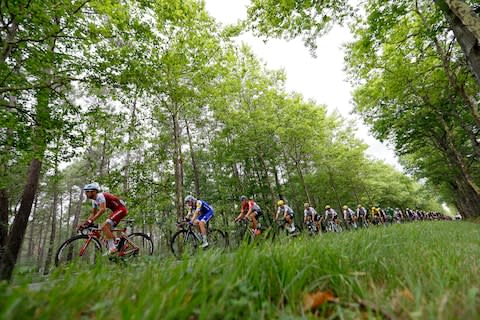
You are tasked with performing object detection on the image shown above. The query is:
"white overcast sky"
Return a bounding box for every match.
[205,0,402,170]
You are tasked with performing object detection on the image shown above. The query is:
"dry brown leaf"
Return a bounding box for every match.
[399,288,414,301]
[303,290,338,311]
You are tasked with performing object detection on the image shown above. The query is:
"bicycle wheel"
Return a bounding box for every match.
[55,235,102,267]
[170,230,199,258]
[127,233,154,256]
[229,223,250,247]
[208,229,228,249]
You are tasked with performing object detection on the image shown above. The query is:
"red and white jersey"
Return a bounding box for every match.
[91,192,125,211]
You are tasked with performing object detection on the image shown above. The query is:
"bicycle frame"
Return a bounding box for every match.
[176,221,205,241]
[80,226,140,256]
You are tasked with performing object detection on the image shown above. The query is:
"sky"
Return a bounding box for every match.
[204,0,402,170]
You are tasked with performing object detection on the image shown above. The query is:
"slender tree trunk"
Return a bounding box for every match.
[294,157,311,205]
[38,209,51,273]
[27,194,38,258]
[185,120,200,197]
[172,111,184,218]
[124,95,138,194]
[71,185,85,237]
[257,153,277,205]
[0,159,42,281]
[65,187,73,240]
[99,133,108,177]
[43,164,59,274]
[326,166,342,211]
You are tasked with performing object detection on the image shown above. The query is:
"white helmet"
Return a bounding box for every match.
[83,182,100,191]
[184,195,196,203]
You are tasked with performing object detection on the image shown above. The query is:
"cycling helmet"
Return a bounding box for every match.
[357,204,362,208]
[240,195,247,201]
[184,195,196,203]
[325,205,331,209]
[304,203,310,208]
[83,182,100,191]
[342,205,348,210]
[277,200,284,206]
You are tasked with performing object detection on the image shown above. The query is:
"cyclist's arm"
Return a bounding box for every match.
[88,203,106,223]
[191,201,202,221]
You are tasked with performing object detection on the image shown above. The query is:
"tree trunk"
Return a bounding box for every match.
[436,114,480,196]
[185,120,201,197]
[43,165,59,275]
[124,96,138,194]
[172,111,184,218]
[0,159,42,281]
[294,157,311,205]
[0,189,8,257]
[71,186,85,237]
[445,0,480,41]
[257,153,277,205]
[437,0,480,86]
[27,194,38,258]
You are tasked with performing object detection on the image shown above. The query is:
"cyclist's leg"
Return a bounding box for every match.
[250,213,258,230]
[103,207,127,252]
[285,213,295,232]
[198,210,214,247]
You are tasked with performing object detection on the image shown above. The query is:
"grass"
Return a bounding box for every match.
[1,221,479,319]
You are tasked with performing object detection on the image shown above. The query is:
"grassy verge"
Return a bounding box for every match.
[1,221,479,319]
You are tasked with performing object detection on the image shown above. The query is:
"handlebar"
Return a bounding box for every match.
[78,224,99,235]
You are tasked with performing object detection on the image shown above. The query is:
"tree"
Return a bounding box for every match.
[246,0,480,86]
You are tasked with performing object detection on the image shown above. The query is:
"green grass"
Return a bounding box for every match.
[1,221,480,319]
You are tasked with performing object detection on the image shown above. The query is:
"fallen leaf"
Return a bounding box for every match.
[399,288,414,302]
[303,290,338,311]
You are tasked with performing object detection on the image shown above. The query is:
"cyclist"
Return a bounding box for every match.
[235,195,263,235]
[371,206,382,224]
[78,183,128,255]
[385,207,395,224]
[303,203,320,233]
[184,195,214,248]
[342,205,357,229]
[393,208,403,223]
[275,200,296,233]
[356,204,368,227]
[324,205,340,231]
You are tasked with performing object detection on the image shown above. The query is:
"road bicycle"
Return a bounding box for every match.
[274,218,300,237]
[358,215,369,228]
[325,219,342,233]
[229,218,256,246]
[304,220,319,235]
[229,217,272,246]
[55,219,154,266]
[170,219,228,258]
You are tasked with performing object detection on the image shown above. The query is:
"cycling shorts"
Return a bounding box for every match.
[107,206,128,226]
[197,209,214,223]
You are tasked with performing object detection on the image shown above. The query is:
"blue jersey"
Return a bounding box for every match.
[188,199,213,216]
